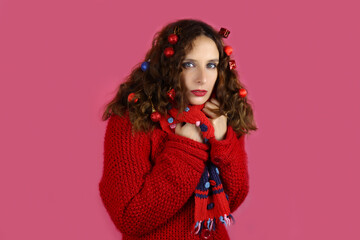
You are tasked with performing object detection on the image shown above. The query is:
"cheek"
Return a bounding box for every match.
[208,71,218,84]
[181,72,193,90]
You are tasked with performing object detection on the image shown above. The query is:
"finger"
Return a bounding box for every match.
[210,98,220,106]
[202,107,218,119]
[204,101,219,110]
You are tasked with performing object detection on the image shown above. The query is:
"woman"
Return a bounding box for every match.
[99,19,257,240]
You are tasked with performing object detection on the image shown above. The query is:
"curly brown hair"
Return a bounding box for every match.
[102,18,257,137]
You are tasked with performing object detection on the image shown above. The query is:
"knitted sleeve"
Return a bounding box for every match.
[208,125,249,213]
[98,113,209,237]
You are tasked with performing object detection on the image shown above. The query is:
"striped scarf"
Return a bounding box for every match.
[158,101,235,235]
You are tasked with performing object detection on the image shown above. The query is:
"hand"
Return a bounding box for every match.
[175,122,204,143]
[202,98,227,141]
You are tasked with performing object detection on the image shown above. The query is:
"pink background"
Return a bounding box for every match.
[1,0,359,239]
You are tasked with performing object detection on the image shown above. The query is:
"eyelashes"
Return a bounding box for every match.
[182,62,217,69]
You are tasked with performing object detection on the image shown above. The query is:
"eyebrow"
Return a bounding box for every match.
[183,58,219,62]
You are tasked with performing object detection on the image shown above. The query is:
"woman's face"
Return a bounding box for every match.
[180,35,219,105]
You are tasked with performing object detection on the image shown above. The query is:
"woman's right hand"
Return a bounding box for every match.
[175,122,204,143]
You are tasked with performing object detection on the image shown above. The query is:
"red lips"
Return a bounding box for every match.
[191,90,207,96]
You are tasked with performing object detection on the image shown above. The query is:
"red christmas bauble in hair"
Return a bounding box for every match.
[239,88,247,98]
[164,47,174,57]
[127,93,135,102]
[224,45,233,56]
[150,111,161,122]
[168,34,178,44]
[219,27,230,38]
[229,59,236,70]
[167,88,175,101]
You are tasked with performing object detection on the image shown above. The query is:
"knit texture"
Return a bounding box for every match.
[98,110,249,239]
[157,102,232,236]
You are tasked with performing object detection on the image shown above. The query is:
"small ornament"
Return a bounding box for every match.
[167,88,175,101]
[195,121,200,127]
[167,117,174,124]
[127,93,138,103]
[168,34,178,44]
[149,96,161,122]
[141,61,149,71]
[207,202,215,210]
[224,46,233,56]
[219,27,230,38]
[200,124,208,132]
[150,108,161,122]
[229,59,236,70]
[184,107,189,112]
[164,47,174,57]
[127,93,135,102]
[239,88,247,98]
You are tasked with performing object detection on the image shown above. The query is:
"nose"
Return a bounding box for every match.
[196,67,207,85]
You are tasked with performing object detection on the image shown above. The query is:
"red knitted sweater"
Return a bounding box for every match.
[98,111,249,240]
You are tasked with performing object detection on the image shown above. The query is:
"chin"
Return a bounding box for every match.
[188,95,210,105]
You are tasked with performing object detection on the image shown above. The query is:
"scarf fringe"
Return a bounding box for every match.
[192,214,236,235]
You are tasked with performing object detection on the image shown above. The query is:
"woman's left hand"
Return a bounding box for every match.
[202,98,227,141]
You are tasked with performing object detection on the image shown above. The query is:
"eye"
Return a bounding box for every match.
[207,63,217,69]
[182,62,194,68]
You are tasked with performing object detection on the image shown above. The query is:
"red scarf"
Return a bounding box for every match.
[158,101,235,235]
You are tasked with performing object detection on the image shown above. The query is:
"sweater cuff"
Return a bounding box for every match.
[208,125,242,166]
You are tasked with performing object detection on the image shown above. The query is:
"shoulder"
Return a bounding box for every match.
[108,110,130,124]
[107,111,152,139]
[106,112,130,134]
